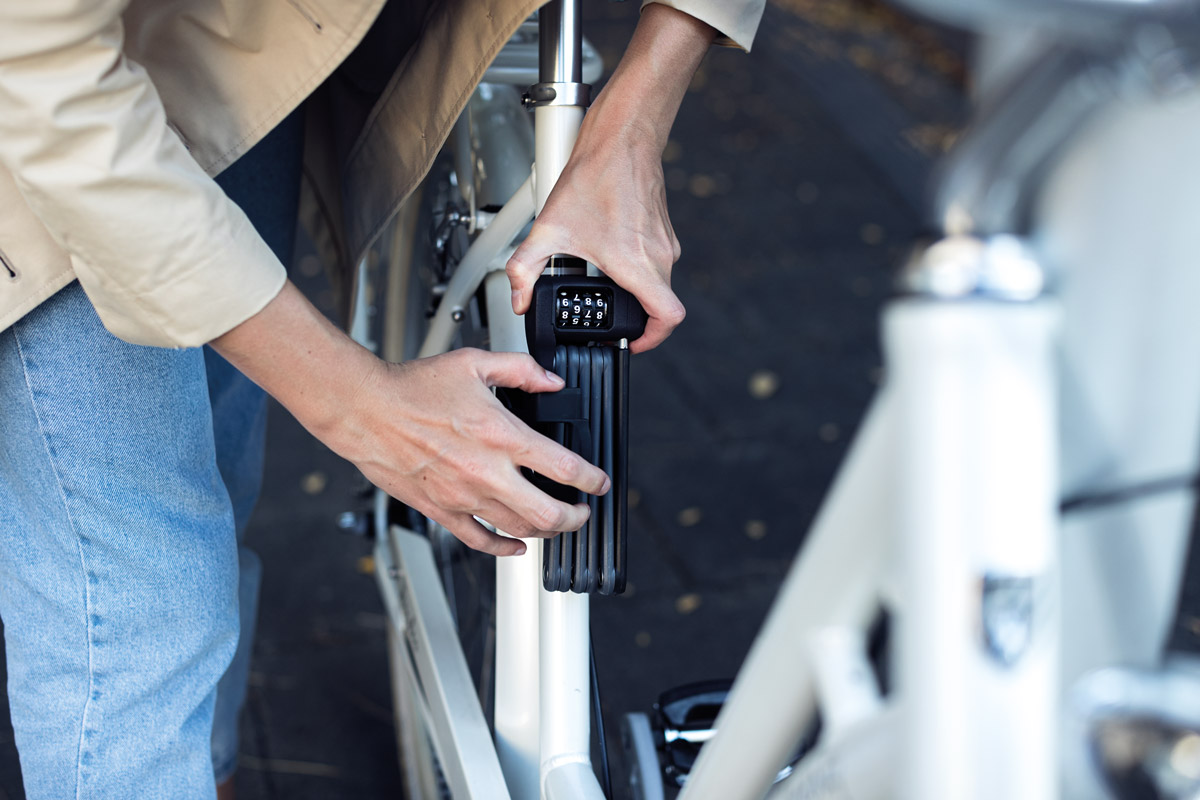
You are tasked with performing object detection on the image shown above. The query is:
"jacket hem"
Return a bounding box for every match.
[0,268,75,336]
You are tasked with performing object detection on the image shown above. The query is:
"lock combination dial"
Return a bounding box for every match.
[555,287,613,331]
[524,257,647,371]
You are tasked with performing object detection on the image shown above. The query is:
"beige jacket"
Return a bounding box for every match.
[0,0,763,348]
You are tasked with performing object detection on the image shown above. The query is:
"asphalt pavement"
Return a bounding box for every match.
[0,1,968,797]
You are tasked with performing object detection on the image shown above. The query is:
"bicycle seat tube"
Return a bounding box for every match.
[494,4,600,800]
[534,0,587,276]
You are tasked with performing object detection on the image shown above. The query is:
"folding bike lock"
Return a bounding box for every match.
[500,257,647,595]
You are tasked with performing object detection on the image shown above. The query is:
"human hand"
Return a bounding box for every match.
[334,348,610,556]
[212,283,609,558]
[505,3,715,354]
[506,130,684,354]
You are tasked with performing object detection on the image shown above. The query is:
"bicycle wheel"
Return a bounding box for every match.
[368,145,521,798]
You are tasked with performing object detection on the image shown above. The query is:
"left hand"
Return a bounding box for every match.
[505,3,715,354]
[506,127,683,354]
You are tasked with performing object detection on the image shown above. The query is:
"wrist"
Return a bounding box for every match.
[580,4,715,157]
[577,89,669,161]
[296,344,380,453]
[210,280,380,450]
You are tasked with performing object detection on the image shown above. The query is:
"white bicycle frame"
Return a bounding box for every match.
[678,26,1200,800]
[361,4,608,799]
[352,5,1200,799]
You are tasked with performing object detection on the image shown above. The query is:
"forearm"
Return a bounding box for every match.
[210,280,376,449]
[580,3,716,157]
[210,280,610,557]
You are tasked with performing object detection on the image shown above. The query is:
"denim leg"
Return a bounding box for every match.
[205,104,304,783]
[0,283,239,800]
[204,347,266,783]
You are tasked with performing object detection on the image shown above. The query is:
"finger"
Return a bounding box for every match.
[505,230,557,315]
[473,350,566,393]
[437,510,527,557]
[631,316,676,353]
[501,475,593,532]
[476,499,559,540]
[513,436,610,496]
[629,286,686,354]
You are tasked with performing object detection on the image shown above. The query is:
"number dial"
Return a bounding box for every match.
[555,288,613,331]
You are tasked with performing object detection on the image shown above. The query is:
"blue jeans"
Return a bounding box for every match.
[0,110,301,797]
[205,348,266,786]
[0,284,243,798]
[206,105,303,787]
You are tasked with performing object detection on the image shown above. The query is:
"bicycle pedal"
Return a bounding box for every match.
[621,712,667,800]
[1070,659,1200,799]
[500,257,646,595]
[635,680,811,790]
[651,680,731,788]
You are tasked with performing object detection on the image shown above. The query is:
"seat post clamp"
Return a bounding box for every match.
[522,81,592,109]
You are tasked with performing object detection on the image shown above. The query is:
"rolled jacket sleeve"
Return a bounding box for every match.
[642,0,765,52]
[0,0,287,348]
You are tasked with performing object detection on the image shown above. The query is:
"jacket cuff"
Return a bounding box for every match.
[640,0,765,52]
[72,209,288,349]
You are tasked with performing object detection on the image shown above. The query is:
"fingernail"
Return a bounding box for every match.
[513,543,527,557]
[600,476,612,494]
[511,289,522,310]
[545,370,564,385]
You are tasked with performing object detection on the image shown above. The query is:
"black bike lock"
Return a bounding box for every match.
[500,256,647,595]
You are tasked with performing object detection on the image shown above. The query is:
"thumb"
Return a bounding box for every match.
[505,231,556,315]
[476,351,564,392]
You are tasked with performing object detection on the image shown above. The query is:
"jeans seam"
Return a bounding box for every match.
[12,321,99,800]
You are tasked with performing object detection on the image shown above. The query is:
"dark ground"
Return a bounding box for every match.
[0,1,968,797]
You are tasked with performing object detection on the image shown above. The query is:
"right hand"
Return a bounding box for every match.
[329,348,611,557]
[211,282,599,557]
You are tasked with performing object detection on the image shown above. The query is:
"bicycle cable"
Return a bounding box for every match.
[590,634,613,800]
[1060,473,1200,515]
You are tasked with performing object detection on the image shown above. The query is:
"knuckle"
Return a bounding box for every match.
[506,519,537,538]
[634,232,673,268]
[505,256,526,281]
[470,415,511,447]
[428,484,468,512]
[553,451,581,482]
[512,353,539,376]
[662,303,686,327]
[460,528,492,553]
[444,348,475,370]
[632,239,658,266]
[456,346,483,362]
[458,457,488,482]
[652,241,675,267]
[531,503,567,532]
[427,482,472,513]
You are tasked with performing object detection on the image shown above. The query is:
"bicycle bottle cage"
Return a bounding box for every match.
[500,256,647,595]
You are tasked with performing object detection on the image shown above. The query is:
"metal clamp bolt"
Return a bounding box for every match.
[522,81,592,109]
